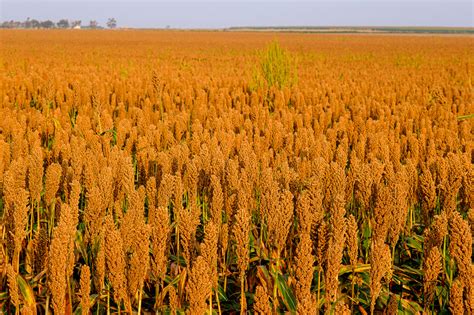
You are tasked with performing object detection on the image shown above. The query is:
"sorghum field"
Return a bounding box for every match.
[0,30,473,314]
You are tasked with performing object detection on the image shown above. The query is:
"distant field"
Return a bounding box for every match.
[1,30,473,314]
[226,26,474,34]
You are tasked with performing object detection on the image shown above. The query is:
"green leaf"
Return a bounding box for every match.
[256,265,273,292]
[217,285,228,302]
[339,263,371,275]
[164,274,181,286]
[457,113,474,120]
[405,235,423,253]
[17,274,36,309]
[275,273,297,312]
[400,298,424,313]
[393,265,423,279]
[74,306,82,315]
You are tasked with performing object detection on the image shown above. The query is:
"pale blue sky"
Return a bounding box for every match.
[1,1,473,28]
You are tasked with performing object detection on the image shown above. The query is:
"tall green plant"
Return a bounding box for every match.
[252,41,297,90]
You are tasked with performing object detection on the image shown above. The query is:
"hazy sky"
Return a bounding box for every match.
[1,1,473,28]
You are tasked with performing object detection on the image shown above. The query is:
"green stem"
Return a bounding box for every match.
[48,201,55,238]
[443,236,449,286]
[155,282,160,310]
[241,276,246,314]
[216,288,222,315]
[160,279,164,307]
[317,267,321,313]
[176,227,180,267]
[408,207,412,232]
[273,271,278,312]
[392,244,396,265]
[449,260,454,285]
[209,290,212,315]
[224,272,228,293]
[96,289,100,315]
[45,294,50,315]
[107,285,110,315]
[138,286,143,315]
[351,269,355,312]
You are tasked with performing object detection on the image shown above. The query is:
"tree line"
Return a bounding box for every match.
[1,17,117,29]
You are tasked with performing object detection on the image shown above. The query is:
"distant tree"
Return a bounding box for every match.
[71,20,82,28]
[41,20,55,28]
[89,20,99,29]
[106,18,117,29]
[24,17,32,28]
[1,20,19,28]
[31,19,40,28]
[57,19,69,28]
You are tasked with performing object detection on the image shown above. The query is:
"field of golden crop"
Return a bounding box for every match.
[0,30,473,314]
